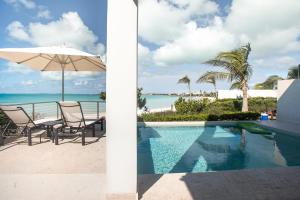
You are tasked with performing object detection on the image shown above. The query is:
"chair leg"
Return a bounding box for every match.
[28,129,32,146]
[55,129,59,145]
[51,127,54,143]
[40,134,42,143]
[0,135,4,146]
[82,129,85,146]
[100,119,104,131]
[92,124,95,137]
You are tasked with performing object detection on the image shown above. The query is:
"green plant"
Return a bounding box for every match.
[205,43,252,112]
[248,97,277,113]
[99,91,106,101]
[203,98,242,114]
[254,75,283,89]
[202,97,276,114]
[174,97,209,114]
[196,71,229,99]
[138,111,260,122]
[137,88,146,109]
[287,65,300,79]
[178,75,191,99]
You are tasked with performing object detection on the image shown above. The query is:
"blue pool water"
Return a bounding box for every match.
[137,125,300,174]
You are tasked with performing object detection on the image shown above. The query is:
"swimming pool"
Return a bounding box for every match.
[137,125,300,174]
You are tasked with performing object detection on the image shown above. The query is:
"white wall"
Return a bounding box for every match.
[106,0,137,199]
[218,90,277,99]
[277,79,300,124]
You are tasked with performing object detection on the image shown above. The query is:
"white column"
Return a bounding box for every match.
[106,0,138,199]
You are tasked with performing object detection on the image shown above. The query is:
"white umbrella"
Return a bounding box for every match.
[0,46,106,101]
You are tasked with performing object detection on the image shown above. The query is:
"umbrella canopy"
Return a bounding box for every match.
[0,46,106,100]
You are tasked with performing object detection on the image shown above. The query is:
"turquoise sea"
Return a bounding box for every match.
[0,93,178,109]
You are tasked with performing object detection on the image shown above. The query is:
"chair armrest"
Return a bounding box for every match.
[53,124,64,130]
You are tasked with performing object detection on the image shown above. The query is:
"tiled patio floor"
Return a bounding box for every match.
[138,167,300,200]
[0,126,107,200]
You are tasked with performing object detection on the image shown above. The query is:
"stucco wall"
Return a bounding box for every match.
[218,90,277,99]
[106,0,137,198]
[277,79,300,124]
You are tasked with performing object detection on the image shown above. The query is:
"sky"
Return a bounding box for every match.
[0,0,107,94]
[138,0,300,93]
[0,0,300,94]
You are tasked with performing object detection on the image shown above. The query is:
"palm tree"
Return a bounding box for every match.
[205,43,252,112]
[196,71,229,99]
[254,75,284,90]
[287,65,300,79]
[178,75,191,99]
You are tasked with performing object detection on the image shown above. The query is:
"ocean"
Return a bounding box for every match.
[0,93,179,109]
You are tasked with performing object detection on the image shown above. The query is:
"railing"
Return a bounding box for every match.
[0,101,105,121]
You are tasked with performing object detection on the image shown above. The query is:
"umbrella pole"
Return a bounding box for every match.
[62,65,65,101]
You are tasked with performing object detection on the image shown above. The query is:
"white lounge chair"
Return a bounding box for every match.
[0,106,46,146]
[56,101,105,145]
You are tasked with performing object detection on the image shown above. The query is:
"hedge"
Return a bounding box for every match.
[138,111,260,122]
[203,97,277,114]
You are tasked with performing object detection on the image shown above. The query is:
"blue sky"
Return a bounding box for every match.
[0,0,107,94]
[138,0,300,93]
[0,0,300,94]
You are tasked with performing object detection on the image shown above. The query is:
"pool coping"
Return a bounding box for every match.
[138,120,300,137]
[255,121,300,138]
[138,120,254,127]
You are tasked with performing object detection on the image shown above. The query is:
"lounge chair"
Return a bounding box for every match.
[0,106,46,146]
[56,101,105,146]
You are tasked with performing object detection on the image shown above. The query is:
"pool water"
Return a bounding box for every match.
[137,125,300,174]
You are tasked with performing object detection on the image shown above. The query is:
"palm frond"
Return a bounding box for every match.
[178,75,190,84]
[254,75,284,89]
[254,83,264,90]
[287,66,299,79]
[204,43,252,83]
[196,71,229,83]
[230,81,242,90]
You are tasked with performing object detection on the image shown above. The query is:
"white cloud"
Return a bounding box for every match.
[6,21,30,41]
[139,0,300,68]
[41,71,100,81]
[138,0,219,45]
[4,0,36,9]
[6,12,105,57]
[138,43,153,67]
[253,56,299,70]
[6,61,33,74]
[73,80,89,86]
[153,18,237,66]
[37,8,51,19]
[225,0,300,57]
[21,80,36,86]
[5,0,52,19]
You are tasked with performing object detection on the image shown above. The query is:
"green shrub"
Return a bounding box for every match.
[203,99,241,114]
[174,97,209,114]
[138,111,260,122]
[248,97,277,113]
[203,97,277,114]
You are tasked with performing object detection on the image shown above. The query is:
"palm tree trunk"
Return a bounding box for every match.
[242,80,248,112]
[213,83,218,100]
[188,83,191,100]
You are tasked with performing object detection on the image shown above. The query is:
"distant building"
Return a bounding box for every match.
[218,90,277,99]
